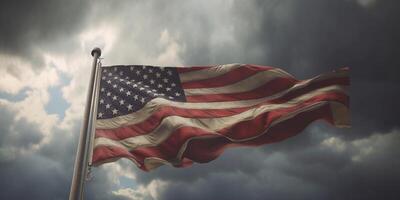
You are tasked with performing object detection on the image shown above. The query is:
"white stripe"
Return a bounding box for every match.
[97,83,348,129]
[94,89,347,151]
[179,63,242,83]
[184,69,291,96]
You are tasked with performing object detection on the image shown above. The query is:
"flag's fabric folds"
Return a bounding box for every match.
[92,64,350,171]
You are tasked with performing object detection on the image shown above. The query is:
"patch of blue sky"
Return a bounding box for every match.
[45,73,70,119]
[0,88,29,102]
[118,176,137,188]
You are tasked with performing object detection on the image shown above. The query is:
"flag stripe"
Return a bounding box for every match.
[179,63,242,83]
[186,76,347,102]
[181,65,272,89]
[94,91,348,151]
[93,101,345,170]
[95,91,348,140]
[184,69,295,96]
[176,66,210,73]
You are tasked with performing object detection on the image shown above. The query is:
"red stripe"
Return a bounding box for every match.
[176,66,210,73]
[182,101,335,163]
[93,100,343,170]
[181,65,273,89]
[186,77,297,102]
[186,76,348,102]
[96,91,347,140]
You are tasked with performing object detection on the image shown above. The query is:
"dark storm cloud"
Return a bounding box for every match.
[0,0,89,65]
[109,1,400,199]
[228,0,400,133]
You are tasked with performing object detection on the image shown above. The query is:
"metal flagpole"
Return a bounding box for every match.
[69,47,102,200]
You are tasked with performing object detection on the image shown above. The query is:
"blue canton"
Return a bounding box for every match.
[97,65,186,119]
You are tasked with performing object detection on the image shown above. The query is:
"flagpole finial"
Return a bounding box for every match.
[91,47,101,57]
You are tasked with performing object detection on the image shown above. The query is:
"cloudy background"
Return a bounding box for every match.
[0,0,399,199]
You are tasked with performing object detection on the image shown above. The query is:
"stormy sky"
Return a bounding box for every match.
[0,0,399,199]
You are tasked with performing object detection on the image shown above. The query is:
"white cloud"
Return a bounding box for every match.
[320,129,400,162]
[155,29,185,66]
[350,130,399,162]
[112,179,167,200]
[0,54,59,94]
[321,137,347,152]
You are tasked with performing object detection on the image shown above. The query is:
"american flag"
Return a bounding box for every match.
[92,64,350,171]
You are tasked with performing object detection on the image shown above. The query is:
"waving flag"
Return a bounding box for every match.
[91,64,350,171]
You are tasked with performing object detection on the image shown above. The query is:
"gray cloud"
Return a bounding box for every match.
[0,0,89,66]
[0,0,399,199]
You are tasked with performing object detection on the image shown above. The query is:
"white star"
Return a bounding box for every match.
[144,85,149,88]
[125,76,129,79]
[143,74,148,79]
[119,100,125,105]
[167,70,173,75]
[108,72,112,76]
[166,87,171,91]
[134,95,138,100]
[136,70,141,75]
[152,89,157,92]
[126,81,131,85]
[146,90,151,94]
[171,83,176,87]
[107,80,112,84]
[132,84,137,88]
[107,92,111,96]
[101,88,105,92]
[105,104,111,109]
[130,66,134,71]
[127,104,133,111]
[114,76,118,80]
[119,71,123,76]
[100,99,104,104]
[140,97,146,103]
[150,79,155,84]
[119,88,124,92]
[112,96,117,100]
[126,91,131,96]
[139,87,145,91]
[156,73,161,77]
[113,67,117,71]
[113,84,117,88]
[119,78,124,82]
[148,69,153,73]
[168,96,174,99]
[98,112,103,118]
[175,92,181,96]
[112,109,118,115]
[163,78,168,83]
[101,76,106,80]
[158,84,163,88]
[103,69,107,72]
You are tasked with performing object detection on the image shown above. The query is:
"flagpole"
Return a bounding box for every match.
[69,47,102,200]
